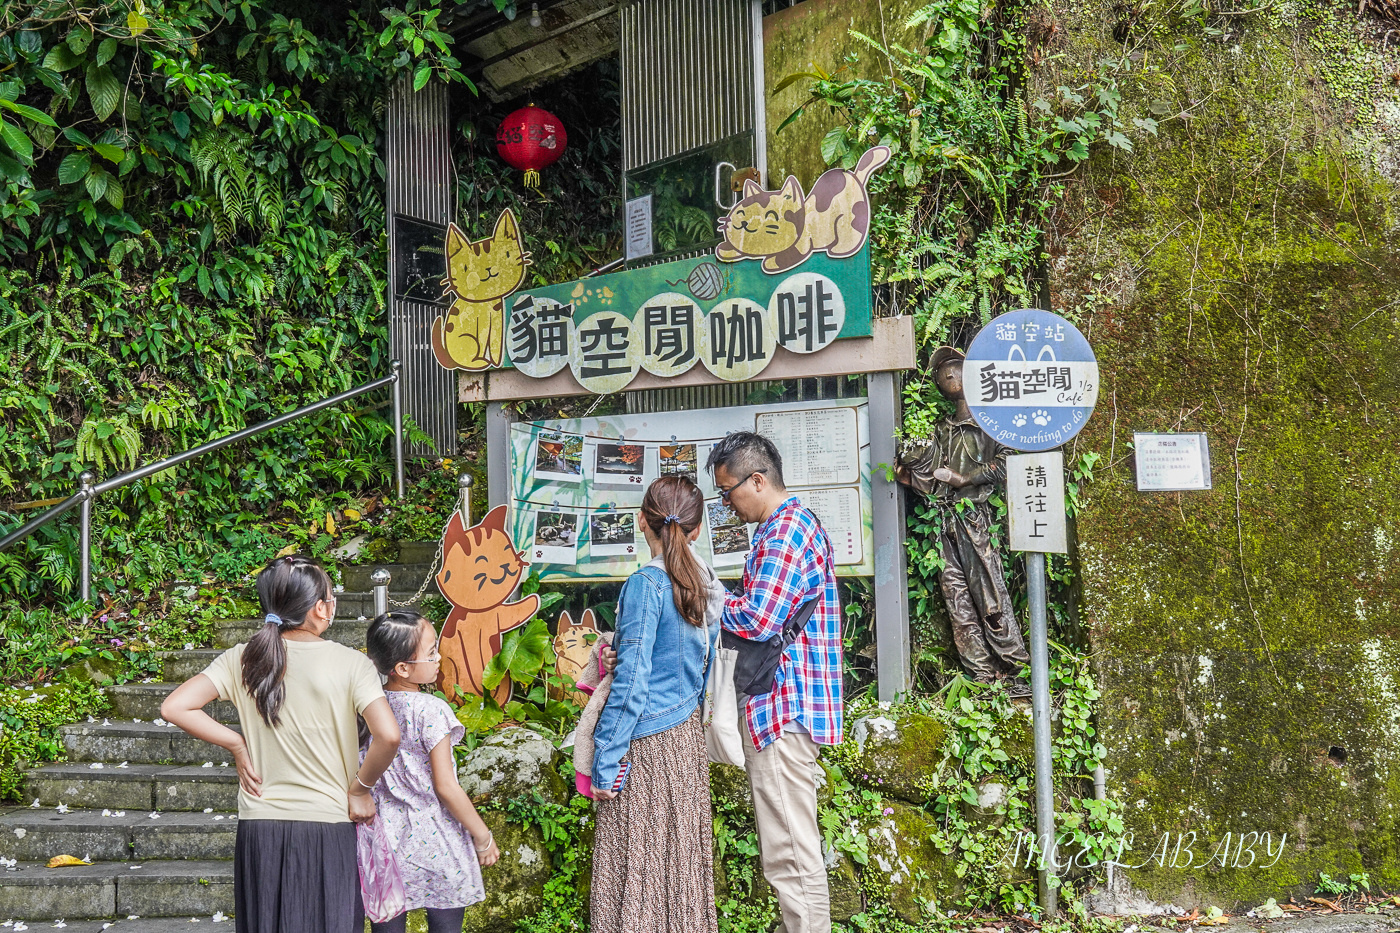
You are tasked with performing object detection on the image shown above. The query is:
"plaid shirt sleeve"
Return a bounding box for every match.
[722,498,843,750]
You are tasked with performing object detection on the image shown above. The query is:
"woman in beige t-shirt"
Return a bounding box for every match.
[162,555,401,933]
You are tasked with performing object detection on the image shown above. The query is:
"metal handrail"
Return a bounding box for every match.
[0,360,406,616]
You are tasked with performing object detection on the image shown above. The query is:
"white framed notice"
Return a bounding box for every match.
[1006,452,1068,554]
[1134,432,1212,491]
[796,487,863,565]
[588,511,640,558]
[625,194,653,261]
[755,406,860,486]
[591,441,651,487]
[530,510,581,565]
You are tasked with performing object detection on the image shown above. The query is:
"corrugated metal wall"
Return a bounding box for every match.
[625,375,866,413]
[619,0,763,172]
[386,76,457,458]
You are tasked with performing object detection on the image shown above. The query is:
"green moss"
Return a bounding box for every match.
[1035,0,1400,910]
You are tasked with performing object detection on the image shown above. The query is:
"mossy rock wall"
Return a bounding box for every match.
[1034,0,1400,910]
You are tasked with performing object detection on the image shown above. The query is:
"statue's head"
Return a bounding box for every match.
[932,346,966,401]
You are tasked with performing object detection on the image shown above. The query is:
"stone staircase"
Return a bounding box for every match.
[0,561,433,930]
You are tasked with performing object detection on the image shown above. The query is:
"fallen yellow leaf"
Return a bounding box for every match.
[342,508,361,521]
[273,544,297,559]
[325,513,336,535]
[47,854,90,868]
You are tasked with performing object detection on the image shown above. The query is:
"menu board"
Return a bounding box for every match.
[755,407,860,486]
[506,398,874,581]
[794,487,863,564]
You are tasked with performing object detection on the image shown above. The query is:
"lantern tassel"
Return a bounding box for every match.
[523,169,541,191]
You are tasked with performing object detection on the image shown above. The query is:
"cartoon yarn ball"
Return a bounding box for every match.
[686,262,725,301]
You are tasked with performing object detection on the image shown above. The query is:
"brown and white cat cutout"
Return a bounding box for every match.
[715,145,891,274]
[551,608,602,706]
[435,504,538,705]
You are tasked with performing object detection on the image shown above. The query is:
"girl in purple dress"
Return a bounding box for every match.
[364,611,500,933]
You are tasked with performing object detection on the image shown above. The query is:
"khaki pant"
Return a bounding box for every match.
[742,717,830,933]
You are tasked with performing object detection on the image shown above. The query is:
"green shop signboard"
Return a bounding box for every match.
[504,242,874,393]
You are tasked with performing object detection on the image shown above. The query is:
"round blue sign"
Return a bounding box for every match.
[963,308,1098,452]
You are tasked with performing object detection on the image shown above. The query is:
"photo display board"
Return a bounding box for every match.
[507,398,874,581]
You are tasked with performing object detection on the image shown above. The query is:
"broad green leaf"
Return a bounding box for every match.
[86,64,122,121]
[96,38,118,66]
[819,126,849,166]
[93,142,124,163]
[0,121,33,163]
[66,27,94,54]
[58,151,91,184]
[774,106,806,134]
[454,693,503,734]
[105,179,123,209]
[85,168,109,202]
[42,44,82,73]
[0,99,58,127]
[127,12,150,35]
[412,63,431,91]
[171,111,190,138]
[903,160,923,187]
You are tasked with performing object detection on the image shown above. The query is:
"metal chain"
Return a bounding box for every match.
[387,548,442,608]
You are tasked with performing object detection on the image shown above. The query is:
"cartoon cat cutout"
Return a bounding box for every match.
[715,145,891,274]
[551,608,601,707]
[431,208,531,372]
[434,504,538,705]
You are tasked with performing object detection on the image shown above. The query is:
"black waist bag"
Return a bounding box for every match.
[724,597,819,697]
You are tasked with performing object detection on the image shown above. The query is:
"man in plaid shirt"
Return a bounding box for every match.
[707,431,841,933]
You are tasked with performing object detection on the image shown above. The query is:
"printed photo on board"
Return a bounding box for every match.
[532,511,581,565]
[592,442,647,487]
[706,500,752,567]
[658,444,698,484]
[589,511,639,558]
[534,432,584,483]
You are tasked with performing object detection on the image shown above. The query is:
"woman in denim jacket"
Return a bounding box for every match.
[590,474,723,933]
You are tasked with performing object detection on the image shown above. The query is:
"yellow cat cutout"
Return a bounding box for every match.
[715,145,891,274]
[431,209,531,372]
[551,608,601,707]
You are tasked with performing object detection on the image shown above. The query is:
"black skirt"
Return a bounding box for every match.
[235,819,364,933]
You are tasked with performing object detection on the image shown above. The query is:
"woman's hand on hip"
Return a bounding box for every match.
[348,788,377,823]
[231,743,262,797]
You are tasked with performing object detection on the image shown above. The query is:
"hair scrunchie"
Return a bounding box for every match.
[264,612,283,626]
[663,513,680,525]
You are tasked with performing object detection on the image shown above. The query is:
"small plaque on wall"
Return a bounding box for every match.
[1134,432,1212,491]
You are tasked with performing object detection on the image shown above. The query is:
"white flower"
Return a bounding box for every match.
[213,815,226,821]
[203,808,212,814]
[219,762,227,768]
[148,812,161,819]
[88,763,104,770]
[28,800,38,809]
[184,643,194,651]
[117,762,128,769]
[51,922,65,929]
[129,865,141,870]
[201,762,213,769]
[102,720,109,726]
[14,922,27,931]
[212,912,228,923]
[132,719,142,723]
[102,810,111,817]
[54,804,68,814]
[112,811,125,817]
[153,719,167,727]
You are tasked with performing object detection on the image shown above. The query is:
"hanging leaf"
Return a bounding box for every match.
[0,121,34,164]
[819,127,850,166]
[93,143,124,163]
[0,98,58,127]
[104,179,123,210]
[42,45,82,73]
[96,39,118,66]
[86,64,122,121]
[57,151,91,184]
[128,12,151,35]
[412,63,431,91]
[455,693,504,734]
[84,168,109,202]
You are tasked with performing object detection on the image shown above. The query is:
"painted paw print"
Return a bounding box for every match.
[1031,409,1051,426]
[1012,414,1027,427]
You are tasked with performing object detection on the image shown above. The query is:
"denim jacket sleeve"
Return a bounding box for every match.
[591,570,662,790]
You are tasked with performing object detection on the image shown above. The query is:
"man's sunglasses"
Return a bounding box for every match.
[717,469,766,501]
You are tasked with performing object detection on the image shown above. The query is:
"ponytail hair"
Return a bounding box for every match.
[366,610,430,677]
[245,555,332,727]
[639,475,707,627]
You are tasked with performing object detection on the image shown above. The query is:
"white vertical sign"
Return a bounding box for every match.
[625,194,653,260]
[1007,452,1068,554]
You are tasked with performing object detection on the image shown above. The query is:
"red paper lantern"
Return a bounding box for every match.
[495,104,568,190]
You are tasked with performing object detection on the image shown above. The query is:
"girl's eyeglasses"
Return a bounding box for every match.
[405,650,442,664]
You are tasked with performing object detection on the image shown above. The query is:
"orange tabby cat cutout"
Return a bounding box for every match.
[551,608,601,706]
[715,145,891,274]
[431,208,532,372]
[435,504,538,704]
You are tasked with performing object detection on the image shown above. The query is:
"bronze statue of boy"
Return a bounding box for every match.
[896,347,1031,694]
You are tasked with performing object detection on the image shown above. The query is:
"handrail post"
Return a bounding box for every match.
[371,569,391,618]
[78,472,94,624]
[391,359,405,500]
[458,473,473,527]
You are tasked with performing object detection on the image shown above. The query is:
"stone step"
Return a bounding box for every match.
[343,562,438,593]
[157,650,221,683]
[0,809,236,863]
[0,859,232,920]
[27,764,238,812]
[104,686,236,726]
[14,919,236,932]
[60,722,237,766]
[213,617,371,650]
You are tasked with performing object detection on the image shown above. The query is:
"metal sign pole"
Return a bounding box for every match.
[1026,551,1057,917]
